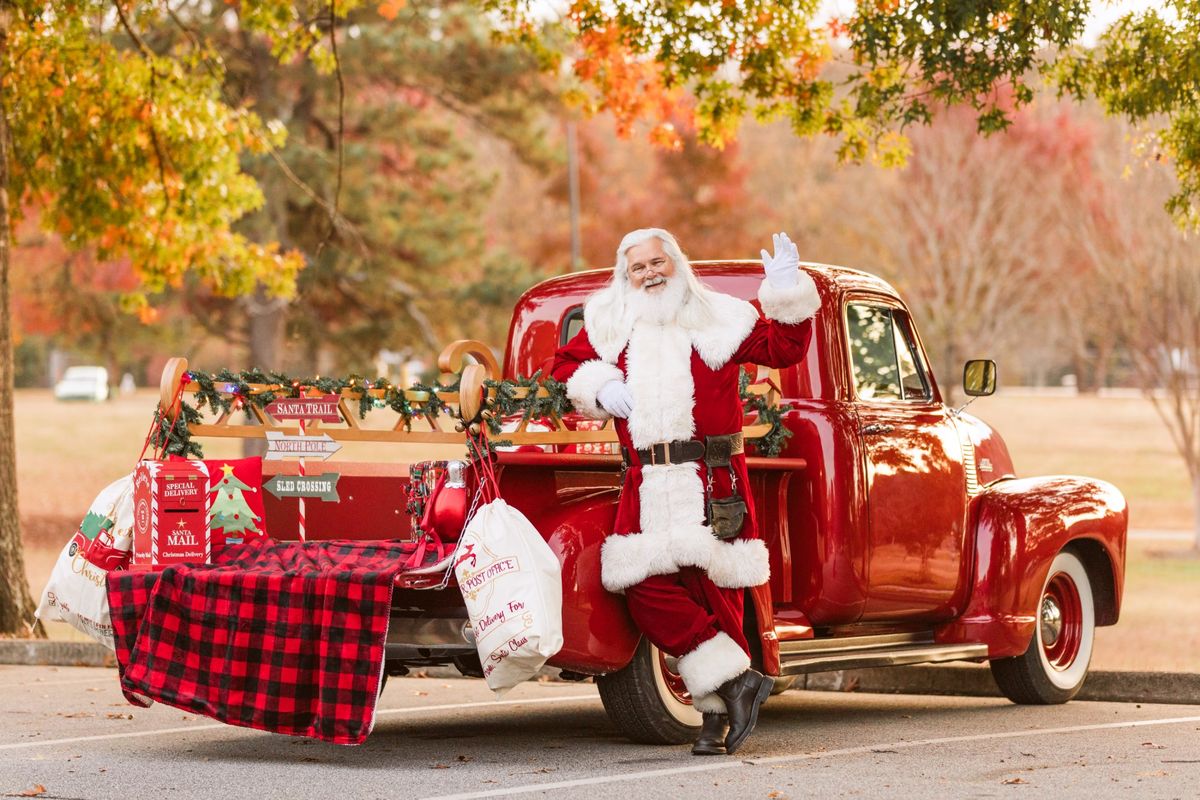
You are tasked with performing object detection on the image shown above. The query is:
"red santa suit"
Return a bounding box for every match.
[550,269,820,711]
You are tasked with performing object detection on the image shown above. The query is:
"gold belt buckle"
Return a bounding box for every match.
[651,442,671,465]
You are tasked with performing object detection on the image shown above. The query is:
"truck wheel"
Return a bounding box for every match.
[990,550,1095,704]
[596,639,701,744]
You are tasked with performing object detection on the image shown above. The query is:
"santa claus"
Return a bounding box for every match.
[550,228,820,755]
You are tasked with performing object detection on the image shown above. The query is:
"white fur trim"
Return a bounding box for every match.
[688,291,760,370]
[692,693,728,714]
[600,531,676,592]
[606,459,769,590]
[639,464,714,567]
[705,537,771,589]
[564,359,624,420]
[625,323,696,448]
[757,270,820,324]
[584,283,761,371]
[676,632,750,700]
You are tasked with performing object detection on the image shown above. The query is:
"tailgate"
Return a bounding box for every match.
[262,461,417,542]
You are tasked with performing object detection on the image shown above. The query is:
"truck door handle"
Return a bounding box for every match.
[860,424,894,436]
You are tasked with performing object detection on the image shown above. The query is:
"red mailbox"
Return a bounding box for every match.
[132,460,212,570]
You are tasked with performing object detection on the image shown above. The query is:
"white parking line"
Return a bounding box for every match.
[0,693,600,752]
[422,714,1200,800]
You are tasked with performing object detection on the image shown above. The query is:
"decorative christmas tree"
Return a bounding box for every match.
[208,464,262,545]
[78,510,114,541]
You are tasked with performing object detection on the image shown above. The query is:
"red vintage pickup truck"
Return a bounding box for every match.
[164,261,1128,746]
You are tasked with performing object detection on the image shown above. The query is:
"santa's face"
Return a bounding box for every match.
[625,239,676,293]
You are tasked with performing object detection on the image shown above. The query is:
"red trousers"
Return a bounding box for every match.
[623,567,750,658]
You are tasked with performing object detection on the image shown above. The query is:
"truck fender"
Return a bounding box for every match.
[935,476,1127,659]
[516,487,642,674]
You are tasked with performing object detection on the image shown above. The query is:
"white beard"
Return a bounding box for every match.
[625,272,690,326]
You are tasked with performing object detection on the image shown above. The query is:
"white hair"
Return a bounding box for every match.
[584,228,716,347]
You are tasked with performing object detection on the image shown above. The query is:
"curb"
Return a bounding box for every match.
[800,664,1200,706]
[3,642,1197,706]
[0,640,117,668]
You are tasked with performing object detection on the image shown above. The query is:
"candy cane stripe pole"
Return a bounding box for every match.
[297,419,307,542]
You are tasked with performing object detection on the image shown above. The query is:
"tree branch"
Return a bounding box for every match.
[315,0,345,259]
[113,1,172,226]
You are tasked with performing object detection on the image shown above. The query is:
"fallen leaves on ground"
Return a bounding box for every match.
[1002,777,1028,785]
[14,786,47,798]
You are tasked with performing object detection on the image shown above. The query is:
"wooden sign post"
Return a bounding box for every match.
[263,413,343,541]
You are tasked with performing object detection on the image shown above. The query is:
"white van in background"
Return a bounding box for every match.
[54,366,110,402]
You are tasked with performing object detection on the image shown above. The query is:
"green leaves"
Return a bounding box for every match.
[5,0,308,316]
[1057,1,1200,226]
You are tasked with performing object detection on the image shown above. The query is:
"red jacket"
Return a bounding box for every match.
[550,271,819,593]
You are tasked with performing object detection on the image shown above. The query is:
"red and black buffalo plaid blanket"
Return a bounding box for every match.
[108,538,415,745]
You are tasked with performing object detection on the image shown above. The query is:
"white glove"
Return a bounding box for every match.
[597,380,634,419]
[760,232,800,288]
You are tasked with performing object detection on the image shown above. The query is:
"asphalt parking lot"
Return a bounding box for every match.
[2,665,1198,799]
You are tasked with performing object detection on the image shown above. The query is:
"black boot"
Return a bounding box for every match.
[715,669,774,755]
[691,712,728,756]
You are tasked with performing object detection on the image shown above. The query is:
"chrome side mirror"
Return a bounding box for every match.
[963,359,997,397]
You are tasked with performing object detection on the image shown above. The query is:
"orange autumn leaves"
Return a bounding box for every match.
[377,0,405,21]
[545,0,839,152]
[5,11,303,320]
[571,22,684,150]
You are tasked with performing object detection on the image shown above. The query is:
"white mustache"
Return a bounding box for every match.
[644,275,666,288]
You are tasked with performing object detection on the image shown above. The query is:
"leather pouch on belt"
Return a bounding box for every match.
[707,494,747,540]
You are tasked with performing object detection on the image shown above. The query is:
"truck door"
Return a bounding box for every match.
[844,300,969,622]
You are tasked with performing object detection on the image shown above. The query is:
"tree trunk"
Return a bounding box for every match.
[1193,472,1200,553]
[0,10,44,636]
[941,340,961,407]
[239,38,292,458]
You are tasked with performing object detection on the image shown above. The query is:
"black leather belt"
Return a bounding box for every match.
[622,432,744,467]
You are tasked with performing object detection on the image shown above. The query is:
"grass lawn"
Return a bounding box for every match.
[971,392,1196,532]
[13,388,1199,672]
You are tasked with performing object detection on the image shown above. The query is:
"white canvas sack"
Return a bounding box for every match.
[36,475,135,649]
[454,498,563,696]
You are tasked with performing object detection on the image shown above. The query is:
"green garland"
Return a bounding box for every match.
[739,367,794,457]
[150,366,792,459]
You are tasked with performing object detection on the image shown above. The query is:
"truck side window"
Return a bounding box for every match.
[560,306,585,346]
[893,314,931,400]
[847,303,932,402]
[846,304,901,399]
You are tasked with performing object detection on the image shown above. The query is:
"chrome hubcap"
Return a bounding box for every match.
[1040,595,1063,647]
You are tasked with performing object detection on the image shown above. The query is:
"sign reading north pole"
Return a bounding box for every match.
[265,394,342,423]
[264,431,343,461]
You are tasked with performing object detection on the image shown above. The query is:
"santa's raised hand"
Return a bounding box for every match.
[760,232,800,288]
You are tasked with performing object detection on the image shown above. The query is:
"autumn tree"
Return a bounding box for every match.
[0,0,319,635]
[117,1,557,371]
[500,112,770,276]
[10,217,195,384]
[1066,136,1200,550]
